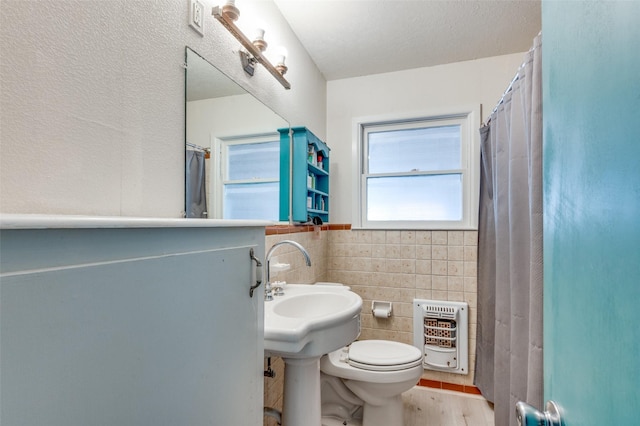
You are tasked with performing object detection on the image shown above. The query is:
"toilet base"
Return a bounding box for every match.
[320,342,423,426]
[321,395,404,426]
[321,416,362,426]
[361,394,403,426]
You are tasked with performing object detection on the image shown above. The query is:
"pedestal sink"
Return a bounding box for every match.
[264,284,362,426]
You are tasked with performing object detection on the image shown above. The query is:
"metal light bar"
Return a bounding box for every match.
[212,6,291,90]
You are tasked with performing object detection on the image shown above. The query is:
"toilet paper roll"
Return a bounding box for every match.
[373,307,391,318]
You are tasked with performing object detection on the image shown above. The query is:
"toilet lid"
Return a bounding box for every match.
[347,340,423,372]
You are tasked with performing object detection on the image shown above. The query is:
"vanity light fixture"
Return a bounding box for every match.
[212,2,291,89]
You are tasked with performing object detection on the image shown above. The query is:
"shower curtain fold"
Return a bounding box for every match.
[186,149,208,218]
[474,34,543,426]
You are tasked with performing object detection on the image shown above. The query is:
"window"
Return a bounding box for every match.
[354,108,480,229]
[214,134,280,220]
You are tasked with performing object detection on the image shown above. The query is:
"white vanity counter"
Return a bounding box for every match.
[0,213,273,229]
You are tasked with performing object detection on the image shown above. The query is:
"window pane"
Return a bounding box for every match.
[368,125,461,174]
[227,141,279,180]
[224,182,278,220]
[367,175,462,221]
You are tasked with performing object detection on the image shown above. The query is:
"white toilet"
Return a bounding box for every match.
[319,339,423,426]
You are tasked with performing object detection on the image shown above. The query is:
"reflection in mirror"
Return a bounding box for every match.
[185,47,289,220]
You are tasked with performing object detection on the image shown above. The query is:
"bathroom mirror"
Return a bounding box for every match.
[185,47,289,220]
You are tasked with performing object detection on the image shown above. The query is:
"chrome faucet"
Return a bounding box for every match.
[265,240,312,301]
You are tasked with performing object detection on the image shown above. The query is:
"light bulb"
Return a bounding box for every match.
[254,28,265,41]
[274,47,288,75]
[274,47,288,66]
[252,25,267,52]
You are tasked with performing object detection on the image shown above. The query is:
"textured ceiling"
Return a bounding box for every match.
[186,48,247,101]
[274,0,541,80]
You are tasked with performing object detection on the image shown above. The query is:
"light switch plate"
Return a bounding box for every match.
[189,0,205,36]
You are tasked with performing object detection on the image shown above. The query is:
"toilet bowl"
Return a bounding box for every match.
[320,340,423,426]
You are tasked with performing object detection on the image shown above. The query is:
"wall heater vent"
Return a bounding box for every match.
[413,299,469,375]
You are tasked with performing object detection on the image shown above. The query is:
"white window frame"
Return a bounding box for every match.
[352,106,480,230]
[211,132,280,220]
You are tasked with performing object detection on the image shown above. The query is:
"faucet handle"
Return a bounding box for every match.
[272,281,286,296]
[265,280,273,301]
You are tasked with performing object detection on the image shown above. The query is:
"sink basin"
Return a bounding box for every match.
[264,284,362,359]
[273,292,357,318]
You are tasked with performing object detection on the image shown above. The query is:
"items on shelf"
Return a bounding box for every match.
[279,127,331,223]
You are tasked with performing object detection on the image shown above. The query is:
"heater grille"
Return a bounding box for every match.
[413,299,468,375]
[423,318,456,348]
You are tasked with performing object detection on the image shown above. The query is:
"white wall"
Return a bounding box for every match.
[0,0,325,217]
[326,53,527,223]
[186,94,287,149]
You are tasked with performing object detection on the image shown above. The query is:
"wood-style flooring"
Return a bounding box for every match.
[403,386,495,426]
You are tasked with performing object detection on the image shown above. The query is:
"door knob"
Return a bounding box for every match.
[516,400,564,426]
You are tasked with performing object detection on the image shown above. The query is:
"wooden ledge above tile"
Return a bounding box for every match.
[265,224,351,235]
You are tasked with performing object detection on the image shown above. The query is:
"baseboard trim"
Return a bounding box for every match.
[418,379,482,396]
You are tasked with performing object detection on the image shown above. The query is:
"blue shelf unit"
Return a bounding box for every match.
[279,127,330,223]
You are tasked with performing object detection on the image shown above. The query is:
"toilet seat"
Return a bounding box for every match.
[347,340,423,372]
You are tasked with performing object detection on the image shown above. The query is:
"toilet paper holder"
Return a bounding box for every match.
[371,300,393,318]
